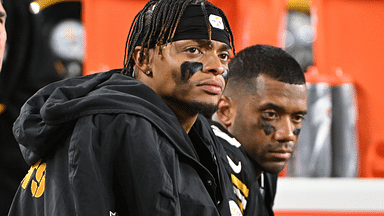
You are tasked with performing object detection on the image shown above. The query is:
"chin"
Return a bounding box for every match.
[188,101,218,117]
[263,162,286,174]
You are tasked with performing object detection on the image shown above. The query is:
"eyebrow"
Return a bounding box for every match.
[259,103,284,112]
[193,39,211,46]
[259,102,308,115]
[193,39,231,51]
[219,43,231,52]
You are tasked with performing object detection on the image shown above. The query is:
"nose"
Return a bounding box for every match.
[202,52,226,76]
[274,117,296,143]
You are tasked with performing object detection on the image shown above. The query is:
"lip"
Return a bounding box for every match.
[197,79,223,95]
[269,149,293,160]
[269,152,292,160]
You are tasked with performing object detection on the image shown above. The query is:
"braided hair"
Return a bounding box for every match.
[121,0,235,76]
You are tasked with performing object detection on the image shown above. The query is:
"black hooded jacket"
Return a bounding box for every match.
[8,70,236,216]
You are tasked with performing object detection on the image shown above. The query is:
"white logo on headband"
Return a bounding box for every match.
[209,14,225,30]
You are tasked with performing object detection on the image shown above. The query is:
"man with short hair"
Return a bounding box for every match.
[8,0,239,215]
[211,44,307,215]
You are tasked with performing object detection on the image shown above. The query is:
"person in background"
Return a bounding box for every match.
[0,0,61,215]
[7,0,241,215]
[211,44,307,215]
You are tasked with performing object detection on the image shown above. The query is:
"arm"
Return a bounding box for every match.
[68,113,179,216]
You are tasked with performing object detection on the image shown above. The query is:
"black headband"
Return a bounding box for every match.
[139,4,231,49]
[171,4,230,47]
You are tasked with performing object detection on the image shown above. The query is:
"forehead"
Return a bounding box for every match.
[248,74,307,111]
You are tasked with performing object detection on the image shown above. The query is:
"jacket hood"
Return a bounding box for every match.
[14,69,191,165]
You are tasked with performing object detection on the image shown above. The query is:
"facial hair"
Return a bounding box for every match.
[163,96,218,118]
[188,100,219,118]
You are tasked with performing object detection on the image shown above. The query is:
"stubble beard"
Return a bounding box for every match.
[188,100,219,118]
[164,96,219,118]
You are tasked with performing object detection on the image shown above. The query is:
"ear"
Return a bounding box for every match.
[132,46,152,74]
[216,95,235,128]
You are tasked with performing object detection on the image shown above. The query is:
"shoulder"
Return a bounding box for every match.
[210,123,241,149]
[209,122,247,163]
[75,113,155,135]
[209,120,254,178]
[72,113,158,147]
[70,113,167,161]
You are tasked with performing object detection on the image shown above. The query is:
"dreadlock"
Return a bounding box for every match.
[121,0,235,77]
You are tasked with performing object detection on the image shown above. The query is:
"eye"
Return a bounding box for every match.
[185,47,201,55]
[262,110,278,120]
[292,114,305,124]
[218,52,230,61]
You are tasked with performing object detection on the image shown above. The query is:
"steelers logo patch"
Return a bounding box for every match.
[209,14,224,30]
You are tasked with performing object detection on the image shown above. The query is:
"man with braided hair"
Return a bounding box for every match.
[8,0,240,215]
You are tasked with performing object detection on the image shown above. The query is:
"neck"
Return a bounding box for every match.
[137,74,198,133]
[255,169,263,179]
[247,154,264,178]
[164,100,199,133]
[177,113,198,133]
